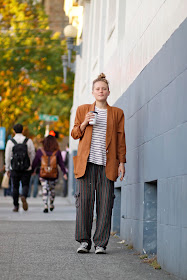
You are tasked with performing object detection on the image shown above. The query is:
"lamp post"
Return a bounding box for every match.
[64,24,82,68]
[61,54,68,83]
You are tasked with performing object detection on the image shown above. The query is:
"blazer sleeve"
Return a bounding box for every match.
[117,111,126,163]
[71,106,86,140]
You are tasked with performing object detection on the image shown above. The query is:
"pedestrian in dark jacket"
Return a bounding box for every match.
[32,135,67,213]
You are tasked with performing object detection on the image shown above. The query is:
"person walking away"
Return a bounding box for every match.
[32,135,67,213]
[61,143,69,197]
[5,123,35,212]
[71,73,126,254]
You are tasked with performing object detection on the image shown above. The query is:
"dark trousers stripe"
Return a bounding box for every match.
[75,163,114,248]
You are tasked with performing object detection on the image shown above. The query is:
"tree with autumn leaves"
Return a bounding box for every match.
[0,0,74,139]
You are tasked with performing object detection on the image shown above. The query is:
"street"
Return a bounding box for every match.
[0,192,178,280]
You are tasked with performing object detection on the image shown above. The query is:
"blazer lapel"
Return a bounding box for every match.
[90,102,96,112]
[106,103,113,150]
[84,102,95,146]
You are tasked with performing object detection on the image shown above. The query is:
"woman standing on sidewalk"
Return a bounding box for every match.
[71,73,126,254]
[32,135,67,213]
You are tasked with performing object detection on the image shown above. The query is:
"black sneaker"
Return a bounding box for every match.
[43,203,48,213]
[77,242,90,253]
[50,205,54,211]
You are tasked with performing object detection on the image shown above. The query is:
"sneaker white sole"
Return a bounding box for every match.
[95,248,106,254]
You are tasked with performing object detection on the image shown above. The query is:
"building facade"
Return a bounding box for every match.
[43,0,69,35]
[67,1,187,279]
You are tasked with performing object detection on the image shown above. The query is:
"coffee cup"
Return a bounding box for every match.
[89,111,98,125]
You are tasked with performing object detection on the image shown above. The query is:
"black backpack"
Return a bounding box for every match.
[11,138,30,171]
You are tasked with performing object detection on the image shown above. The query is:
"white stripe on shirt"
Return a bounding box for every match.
[88,106,107,166]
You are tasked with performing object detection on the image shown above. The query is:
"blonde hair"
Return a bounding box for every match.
[92,73,109,90]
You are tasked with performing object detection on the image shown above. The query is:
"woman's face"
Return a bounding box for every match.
[92,81,110,102]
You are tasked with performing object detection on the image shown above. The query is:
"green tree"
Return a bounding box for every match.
[0,0,74,138]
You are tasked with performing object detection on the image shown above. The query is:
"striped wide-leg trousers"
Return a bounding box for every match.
[75,162,115,248]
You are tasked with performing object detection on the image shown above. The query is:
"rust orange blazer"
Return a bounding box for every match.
[71,102,126,182]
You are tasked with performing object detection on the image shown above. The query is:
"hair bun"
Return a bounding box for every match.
[98,73,106,79]
[93,73,109,89]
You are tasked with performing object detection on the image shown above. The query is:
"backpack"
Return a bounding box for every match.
[11,138,30,171]
[40,149,58,179]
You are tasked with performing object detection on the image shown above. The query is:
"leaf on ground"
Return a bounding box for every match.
[140,254,148,259]
[117,240,126,244]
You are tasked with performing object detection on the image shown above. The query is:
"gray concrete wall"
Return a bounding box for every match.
[112,187,121,235]
[113,17,187,279]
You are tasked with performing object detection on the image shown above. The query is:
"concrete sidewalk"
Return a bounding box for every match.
[0,195,75,221]
[0,193,179,280]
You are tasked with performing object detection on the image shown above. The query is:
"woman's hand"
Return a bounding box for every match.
[63,174,68,180]
[118,163,125,181]
[80,112,95,131]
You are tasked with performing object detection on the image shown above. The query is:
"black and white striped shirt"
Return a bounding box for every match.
[88,106,107,166]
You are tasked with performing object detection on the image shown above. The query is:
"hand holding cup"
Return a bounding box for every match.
[89,111,98,125]
[80,111,98,132]
[83,111,97,126]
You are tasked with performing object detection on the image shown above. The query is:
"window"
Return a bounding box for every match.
[143,181,157,254]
